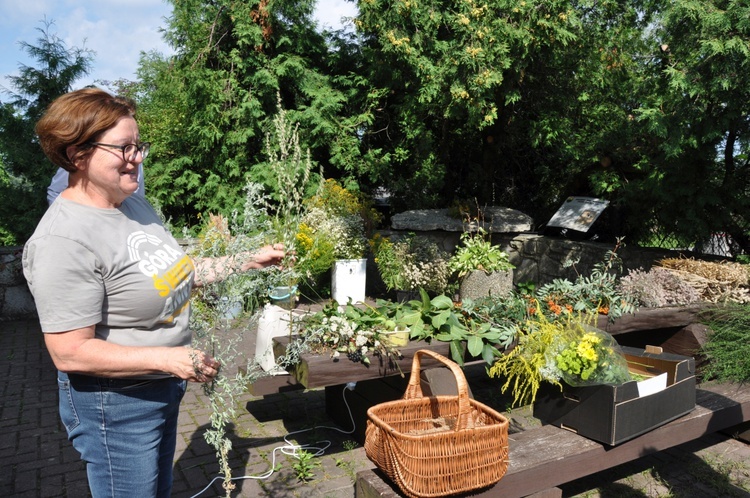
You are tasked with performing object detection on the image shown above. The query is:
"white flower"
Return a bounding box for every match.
[355,333,369,347]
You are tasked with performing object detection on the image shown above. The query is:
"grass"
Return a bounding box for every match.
[686,452,750,496]
[699,303,750,383]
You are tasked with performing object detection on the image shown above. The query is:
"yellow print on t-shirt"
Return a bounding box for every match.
[126,229,195,299]
[152,255,194,297]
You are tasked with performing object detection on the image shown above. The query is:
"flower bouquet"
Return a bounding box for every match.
[370,233,451,296]
[488,311,632,407]
[543,324,632,387]
[293,301,405,366]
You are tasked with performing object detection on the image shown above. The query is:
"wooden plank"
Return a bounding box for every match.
[356,382,750,498]
[273,336,455,389]
[596,304,707,335]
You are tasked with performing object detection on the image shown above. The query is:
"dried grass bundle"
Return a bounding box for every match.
[658,258,748,285]
[657,258,750,303]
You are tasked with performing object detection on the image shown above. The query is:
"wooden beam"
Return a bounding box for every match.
[596,304,707,335]
[273,336,459,389]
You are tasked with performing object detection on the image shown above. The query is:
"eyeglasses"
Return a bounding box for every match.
[89,142,150,162]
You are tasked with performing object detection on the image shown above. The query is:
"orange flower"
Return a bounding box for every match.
[547,300,562,315]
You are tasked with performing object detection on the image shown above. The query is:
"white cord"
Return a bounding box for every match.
[189,383,357,498]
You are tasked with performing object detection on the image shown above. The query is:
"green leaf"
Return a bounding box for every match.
[482,343,500,364]
[449,340,465,366]
[467,336,484,357]
[431,294,454,310]
[431,309,450,329]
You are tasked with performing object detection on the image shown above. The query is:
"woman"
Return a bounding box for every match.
[23,87,284,497]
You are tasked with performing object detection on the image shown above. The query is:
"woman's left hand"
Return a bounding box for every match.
[244,244,286,270]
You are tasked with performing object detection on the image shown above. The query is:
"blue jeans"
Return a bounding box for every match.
[58,372,187,498]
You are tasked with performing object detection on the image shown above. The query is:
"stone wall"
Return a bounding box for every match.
[376,230,718,288]
[0,236,720,321]
[496,233,707,286]
[0,247,36,321]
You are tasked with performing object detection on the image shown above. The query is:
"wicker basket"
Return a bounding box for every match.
[364,349,510,498]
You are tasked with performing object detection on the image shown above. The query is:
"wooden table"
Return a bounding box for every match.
[356,381,750,498]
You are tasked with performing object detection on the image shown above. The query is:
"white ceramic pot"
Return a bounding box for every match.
[332,258,367,305]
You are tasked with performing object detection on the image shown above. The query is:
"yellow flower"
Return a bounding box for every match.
[576,342,598,362]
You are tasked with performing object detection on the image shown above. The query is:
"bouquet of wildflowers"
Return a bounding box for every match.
[300,179,380,262]
[542,323,632,387]
[294,301,404,366]
[300,206,367,260]
[371,233,451,294]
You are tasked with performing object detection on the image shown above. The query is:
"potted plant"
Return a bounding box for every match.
[449,228,515,301]
[534,239,637,320]
[299,179,380,304]
[371,233,452,301]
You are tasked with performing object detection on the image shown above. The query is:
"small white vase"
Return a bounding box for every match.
[255,303,301,374]
[332,258,367,305]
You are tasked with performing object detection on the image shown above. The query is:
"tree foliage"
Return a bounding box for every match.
[627,0,750,252]
[353,0,748,253]
[355,0,597,209]
[0,20,93,245]
[125,0,377,231]
[1,1,748,255]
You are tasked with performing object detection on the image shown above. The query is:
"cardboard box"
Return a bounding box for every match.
[533,346,696,446]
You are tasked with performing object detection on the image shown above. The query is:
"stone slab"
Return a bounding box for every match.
[390,207,533,232]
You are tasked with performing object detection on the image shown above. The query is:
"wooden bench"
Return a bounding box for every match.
[355,381,750,498]
[247,336,461,396]
[248,304,709,396]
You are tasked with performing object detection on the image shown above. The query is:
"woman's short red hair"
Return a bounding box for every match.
[35,87,137,172]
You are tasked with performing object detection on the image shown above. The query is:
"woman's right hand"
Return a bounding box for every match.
[170,347,221,383]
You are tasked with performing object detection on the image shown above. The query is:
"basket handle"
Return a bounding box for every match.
[403,349,473,431]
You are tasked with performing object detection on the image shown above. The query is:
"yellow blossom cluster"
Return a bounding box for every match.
[575,333,602,363]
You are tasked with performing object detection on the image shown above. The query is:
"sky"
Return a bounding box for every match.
[0,0,358,95]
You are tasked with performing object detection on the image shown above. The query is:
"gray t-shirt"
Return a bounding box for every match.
[23,195,193,351]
